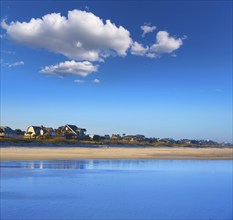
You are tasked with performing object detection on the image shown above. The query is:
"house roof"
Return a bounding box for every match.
[0,126,16,134]
[63,124,86,135]
[66,124,78,132]
[62,124,78,135]
[0,126,9,130]
[27,126,48,135]
[30,126,41,129]
[77,128,87,131]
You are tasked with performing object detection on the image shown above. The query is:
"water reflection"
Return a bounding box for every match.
[1,160,89,169]
[1,160,232,173]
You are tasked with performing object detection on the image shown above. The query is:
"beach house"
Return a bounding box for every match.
[61,124,87,139]
[0,126,17,138]
[24,125,56,138]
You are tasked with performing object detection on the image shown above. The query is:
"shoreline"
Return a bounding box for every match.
[1,146,232,161]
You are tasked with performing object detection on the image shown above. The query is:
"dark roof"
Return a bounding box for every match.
[27,126,48,135]
[30,126,41,135]
[31,126,41,129]
[66,124,78,132]
[62,124,86,135]
[77,128,86,131]
[0,126,16,135]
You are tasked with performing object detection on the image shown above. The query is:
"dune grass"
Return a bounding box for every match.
[0,137,230,148]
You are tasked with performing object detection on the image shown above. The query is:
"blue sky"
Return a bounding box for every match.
[0,1,232,142]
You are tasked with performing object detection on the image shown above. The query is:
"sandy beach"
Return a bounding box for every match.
[0,147,232,160]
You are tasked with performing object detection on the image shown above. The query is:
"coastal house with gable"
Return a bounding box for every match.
[61,124,87,139]
[0,126,17,138]
[24,125,56,138]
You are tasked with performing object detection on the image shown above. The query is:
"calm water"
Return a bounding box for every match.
[1,160,232,219]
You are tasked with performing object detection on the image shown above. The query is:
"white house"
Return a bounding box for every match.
[24,126,56,138]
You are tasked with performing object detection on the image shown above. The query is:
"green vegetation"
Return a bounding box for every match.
[0,137,230,148]
[0,137,102,146]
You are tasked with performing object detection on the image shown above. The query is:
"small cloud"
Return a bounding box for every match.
[141,24,156,37]
[130,31,184,59]
[150,31,183,54]
[130,42,157,58]
[9,61,24,67]
[131,41,148,56]
[92,78,100,84]
[0,34,6,39]
[146,53,157,58]
[41,60,98,77]
[74,79,85,83]
[1,60,24,67]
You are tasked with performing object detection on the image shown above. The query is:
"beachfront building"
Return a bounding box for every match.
[24,126,56,138]
[61,124,87,139]
[0,126,17,138]
[24,126,44,138]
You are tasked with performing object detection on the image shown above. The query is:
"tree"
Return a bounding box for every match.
[55,128,63,137]
[93,135,101,142]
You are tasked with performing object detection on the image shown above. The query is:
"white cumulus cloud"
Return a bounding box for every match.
[41,60,98,77]
[150,31,183,54]
[141,24,156,37]
[1,10,132,62]
[131,31,184,58]
[1,10,186,82]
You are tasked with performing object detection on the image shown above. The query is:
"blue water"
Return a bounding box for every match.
[1,160,232,219]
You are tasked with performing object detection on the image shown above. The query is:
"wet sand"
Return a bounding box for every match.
[0,147,232,160]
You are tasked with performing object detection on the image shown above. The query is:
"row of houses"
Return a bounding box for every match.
[0,124,87,139]
[0,125,156,142]
[1,125,228,146]
[25,124,87,139]
[107,134,221,145]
